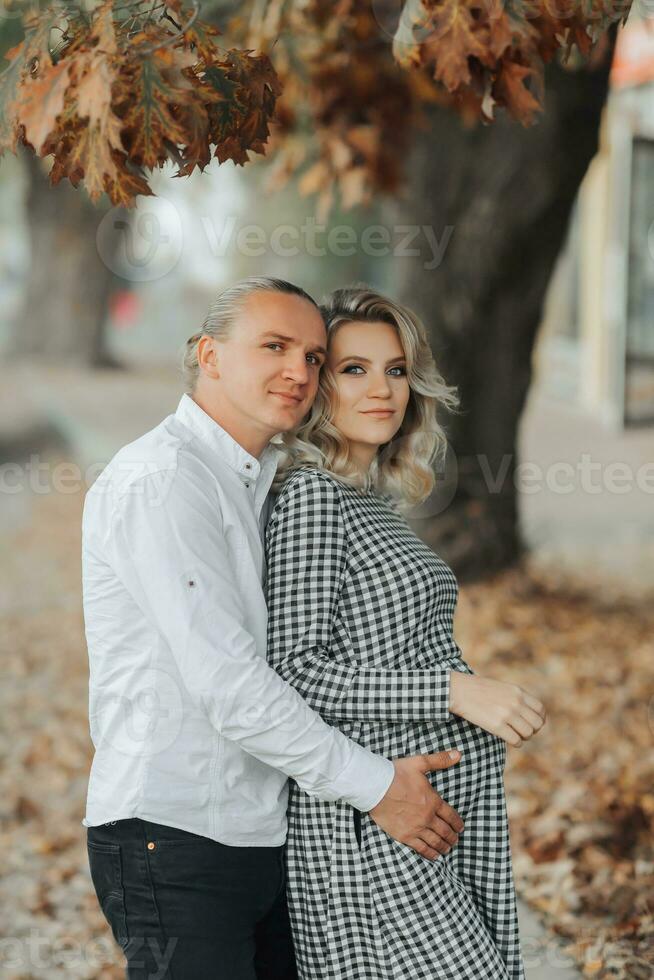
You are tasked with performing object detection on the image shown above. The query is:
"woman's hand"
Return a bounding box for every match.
[448,673,546,746]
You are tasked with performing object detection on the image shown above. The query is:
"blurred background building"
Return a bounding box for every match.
[538,17,654,428]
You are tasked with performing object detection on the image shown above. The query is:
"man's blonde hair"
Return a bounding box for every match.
[273,284,460,506]
[181,276,319,394]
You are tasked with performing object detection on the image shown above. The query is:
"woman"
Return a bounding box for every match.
[264,286,545,979]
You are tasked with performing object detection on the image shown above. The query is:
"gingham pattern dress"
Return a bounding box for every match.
[265,466,525,980]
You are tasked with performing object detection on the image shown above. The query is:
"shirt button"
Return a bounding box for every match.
[245,463,252,470]
[147,842,156,851]
[244,482,250,488]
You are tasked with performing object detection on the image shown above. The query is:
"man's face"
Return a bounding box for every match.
[203,291,327,442]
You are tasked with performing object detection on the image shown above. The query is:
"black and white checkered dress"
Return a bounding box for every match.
[265,466,525,980]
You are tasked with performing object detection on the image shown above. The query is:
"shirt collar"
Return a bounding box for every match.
[175,394,281,482]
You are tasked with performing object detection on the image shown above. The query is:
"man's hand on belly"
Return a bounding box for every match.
[368,750,464,860]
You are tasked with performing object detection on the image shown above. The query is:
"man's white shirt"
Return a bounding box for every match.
[81,393,394,844]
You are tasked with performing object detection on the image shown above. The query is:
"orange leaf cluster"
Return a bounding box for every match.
[0,0,631,210]
[393,0,630,123]
[244,0,630,213]
[0,0,282,206]
[248,0,420,220]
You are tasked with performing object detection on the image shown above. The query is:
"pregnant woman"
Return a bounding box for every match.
[264,285,546,979]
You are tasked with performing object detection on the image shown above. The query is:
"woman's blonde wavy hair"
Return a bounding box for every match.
[273,284,460,506]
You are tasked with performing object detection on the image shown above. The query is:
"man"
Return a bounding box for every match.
[82,277,464,979]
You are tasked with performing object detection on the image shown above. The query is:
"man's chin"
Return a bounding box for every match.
[274,414,305,433]
[268,406,307,433]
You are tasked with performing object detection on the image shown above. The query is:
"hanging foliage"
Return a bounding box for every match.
[0,0,281,205]
[243,0,630,216]
[0,0,630,207]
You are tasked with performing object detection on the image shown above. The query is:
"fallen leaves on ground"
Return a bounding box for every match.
[0,473,652,978]
[456,563,654,978]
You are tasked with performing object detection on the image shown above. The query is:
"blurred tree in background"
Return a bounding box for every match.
[383,55,616,576]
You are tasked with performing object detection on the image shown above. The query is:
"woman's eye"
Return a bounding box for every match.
[265,343,283,351]
[388,366,407,376]
[342,365,364,374]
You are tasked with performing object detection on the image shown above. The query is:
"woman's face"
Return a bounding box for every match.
[326,320,411,469]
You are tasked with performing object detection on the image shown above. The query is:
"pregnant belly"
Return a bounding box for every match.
[351,714,507,823]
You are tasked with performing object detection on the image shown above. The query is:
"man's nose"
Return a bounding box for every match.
[281,354,309,385]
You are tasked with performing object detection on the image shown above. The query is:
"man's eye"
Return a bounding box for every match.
[265,343,283,351]
[306,354,323,366]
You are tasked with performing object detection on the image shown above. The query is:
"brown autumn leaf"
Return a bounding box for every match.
[419,0,491,92]
[207,49,282,165]
[74,1,122,143]
[493,61,542,125]
[117,42,198,170]
[19,60,70,154]
[0,1,72,153]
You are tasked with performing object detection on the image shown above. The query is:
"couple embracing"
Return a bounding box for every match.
[82,276,545,980]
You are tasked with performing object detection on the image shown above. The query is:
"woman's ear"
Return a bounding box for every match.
[197,335,220,380]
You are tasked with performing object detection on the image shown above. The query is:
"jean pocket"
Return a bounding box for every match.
[274,846,287,902]
[87,841,129,949]
[142,822,211,846]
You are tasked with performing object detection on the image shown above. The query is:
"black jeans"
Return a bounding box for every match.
[87,818,298,980]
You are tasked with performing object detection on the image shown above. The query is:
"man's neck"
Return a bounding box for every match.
[191,393,270,459]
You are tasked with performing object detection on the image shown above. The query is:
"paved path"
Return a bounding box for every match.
[519,387,654,596]
[517,902,581,979]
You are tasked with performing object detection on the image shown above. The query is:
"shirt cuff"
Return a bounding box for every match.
[336,742,395,813]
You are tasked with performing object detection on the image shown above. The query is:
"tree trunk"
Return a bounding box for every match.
[9,150,118,366]
[386,46,616,580]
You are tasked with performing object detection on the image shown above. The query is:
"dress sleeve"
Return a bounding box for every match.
[265,471,454,725]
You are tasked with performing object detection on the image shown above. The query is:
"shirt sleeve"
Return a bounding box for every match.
[265,471,454,725]
[102,462,394,813]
